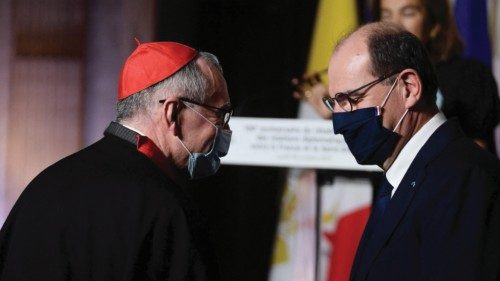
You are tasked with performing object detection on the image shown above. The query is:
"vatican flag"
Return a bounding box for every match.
[269,1,361,281]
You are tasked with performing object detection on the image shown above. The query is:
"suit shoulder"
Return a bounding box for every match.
[428,137,500,184]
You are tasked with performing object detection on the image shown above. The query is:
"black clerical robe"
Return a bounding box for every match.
[0,123,219,281]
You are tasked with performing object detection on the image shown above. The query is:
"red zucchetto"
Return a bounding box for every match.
[117,41,198,100]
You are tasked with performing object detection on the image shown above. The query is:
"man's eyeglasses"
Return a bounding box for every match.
[159,97,233,127]
[322,72,399,112]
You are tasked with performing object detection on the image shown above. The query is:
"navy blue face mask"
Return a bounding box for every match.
[331,78,408,166]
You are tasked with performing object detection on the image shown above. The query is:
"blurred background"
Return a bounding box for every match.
[0,0,498,281]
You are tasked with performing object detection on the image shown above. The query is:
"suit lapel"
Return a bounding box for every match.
[354,119,464,280]
[355,167,424,280]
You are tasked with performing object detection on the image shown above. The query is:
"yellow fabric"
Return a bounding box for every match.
[306,0,358,83]
[269,2,359,279]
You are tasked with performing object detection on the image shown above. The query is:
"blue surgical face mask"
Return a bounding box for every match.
[177,103,232,179]
[332,78,408,166]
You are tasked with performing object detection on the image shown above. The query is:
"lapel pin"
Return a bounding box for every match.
[410,181,416,188]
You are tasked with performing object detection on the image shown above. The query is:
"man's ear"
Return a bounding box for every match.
[163,99,182,136]
[399,69,422,109]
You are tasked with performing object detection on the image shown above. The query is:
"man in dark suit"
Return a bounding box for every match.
[321,22,500,280]
[0,41,233,280]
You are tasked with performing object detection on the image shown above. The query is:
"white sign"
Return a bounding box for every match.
[222,117,381,171]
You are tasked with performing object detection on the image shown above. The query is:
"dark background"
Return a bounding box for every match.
[157,1,369,280]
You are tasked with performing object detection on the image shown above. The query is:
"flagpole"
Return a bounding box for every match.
[315,182,322,281]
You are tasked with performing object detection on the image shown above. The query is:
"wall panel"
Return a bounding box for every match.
[0,0,12,220]
[6,59,82,202]
[3,0,86,221]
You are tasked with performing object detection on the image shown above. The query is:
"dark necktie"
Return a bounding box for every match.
[364,177,394,240]
[372,178,393,220]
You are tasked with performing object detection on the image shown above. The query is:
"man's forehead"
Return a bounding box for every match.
[196,57,230,106]
[197,57,226,81]
[333,31,368,61]
[328,36,371,91]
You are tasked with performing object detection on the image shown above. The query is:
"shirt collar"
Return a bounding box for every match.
[386,112,447,196]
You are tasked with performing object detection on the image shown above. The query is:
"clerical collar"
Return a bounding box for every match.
[104,121,138,145]
[104,122,171,176]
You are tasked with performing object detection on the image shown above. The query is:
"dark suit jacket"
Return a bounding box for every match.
[350,119,500,281]
[0,124,220,281]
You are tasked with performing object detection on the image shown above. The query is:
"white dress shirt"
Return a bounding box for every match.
[386,112,447,197]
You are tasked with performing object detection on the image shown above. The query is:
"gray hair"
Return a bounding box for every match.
[116,51,223,122]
